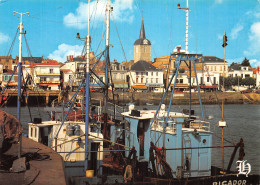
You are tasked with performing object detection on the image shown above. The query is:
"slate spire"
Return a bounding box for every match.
[139,18,146,39]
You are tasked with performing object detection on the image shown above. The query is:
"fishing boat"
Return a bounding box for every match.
[27,0,124,184]
[106,53,259,185]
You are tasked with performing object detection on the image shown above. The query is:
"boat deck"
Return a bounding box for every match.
[0,136,67,185]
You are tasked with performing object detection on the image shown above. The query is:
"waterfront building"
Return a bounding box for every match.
[33,60,61,91]
[110,60,128,91]
[228,63,253,78]
[60,69,74,89]
[1,69,18,89]
[14,56,43,64]
[0,56,14,70]
[201,56,228,77]
[252,67,260,88]
[129,60,164,92]
[196,71,220,91]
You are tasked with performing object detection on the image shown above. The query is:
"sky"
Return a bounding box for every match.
[0,0,260,67]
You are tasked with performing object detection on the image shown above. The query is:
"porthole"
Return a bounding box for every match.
[203,139,206,144]
[168,139,170,142]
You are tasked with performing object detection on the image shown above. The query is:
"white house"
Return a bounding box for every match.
[228,64,253,78]
[33,60,61,90]
[202,56,228,77]
[129,60,164,92]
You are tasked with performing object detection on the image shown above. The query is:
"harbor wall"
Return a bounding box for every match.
[106,92,260,105]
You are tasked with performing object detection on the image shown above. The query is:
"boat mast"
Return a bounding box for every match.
[219,31,228,173]
[178,0,189,54]
[104,0,112,114]
[14,11,29,158]
[84,0,91,172]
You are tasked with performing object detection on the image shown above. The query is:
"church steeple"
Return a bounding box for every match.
[139,18,146,39]
[134,18,151,62]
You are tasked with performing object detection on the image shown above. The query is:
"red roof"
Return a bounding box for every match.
[251,67,260,74]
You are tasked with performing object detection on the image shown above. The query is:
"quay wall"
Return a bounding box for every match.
[105,92,260,105]
[1,90,260,106]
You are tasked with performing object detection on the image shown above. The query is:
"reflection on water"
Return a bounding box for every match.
[1,104,259,174]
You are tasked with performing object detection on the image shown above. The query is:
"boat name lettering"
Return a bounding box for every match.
[236,160,251,177]
[212,180,246,185]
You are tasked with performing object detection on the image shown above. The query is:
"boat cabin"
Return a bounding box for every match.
[111,105,212,179]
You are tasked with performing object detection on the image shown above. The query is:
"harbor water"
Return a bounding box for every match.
[1,104,259,174]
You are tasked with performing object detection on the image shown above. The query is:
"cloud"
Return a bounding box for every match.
[63,0,134,29]
[0,32,9,44]
[230,24,243,39]
[250,59,260,67]
[244,22,260,56]
[48,44,83,62]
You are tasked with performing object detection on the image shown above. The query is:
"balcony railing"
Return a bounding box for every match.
[35,80,60,84]
[36,72,60,76]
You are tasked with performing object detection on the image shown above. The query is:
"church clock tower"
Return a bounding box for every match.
[134,18,151,63]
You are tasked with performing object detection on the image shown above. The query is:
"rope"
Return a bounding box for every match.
[7,27,19,56]
[111,13,128,62]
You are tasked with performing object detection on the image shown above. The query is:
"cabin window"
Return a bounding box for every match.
[31,127,33,137]
[34,128,37,138]
[207,77,210,82]
[203,139,206,144]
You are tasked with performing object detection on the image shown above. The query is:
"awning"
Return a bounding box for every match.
[146,84,163,87]
[7,82,18,86]
[200,85,218,89]
[171,84,189,88]
[39,83,59,86]
[114,83,128,88]
[132,85,147,90]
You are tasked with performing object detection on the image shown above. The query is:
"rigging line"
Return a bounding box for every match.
[24,34,32,58]
[7,27,19,56]
[111,13,128,62]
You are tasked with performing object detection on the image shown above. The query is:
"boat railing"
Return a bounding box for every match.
[189,120,210,131]
[152,120,177,133]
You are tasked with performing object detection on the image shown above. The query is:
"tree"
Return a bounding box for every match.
[241,57,251,67]
[219,76,233,89]
[241,77,256,87]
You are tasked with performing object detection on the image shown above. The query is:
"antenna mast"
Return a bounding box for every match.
[177,0,189,54]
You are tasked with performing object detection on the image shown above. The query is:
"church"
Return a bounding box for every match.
[128,18,164,92]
